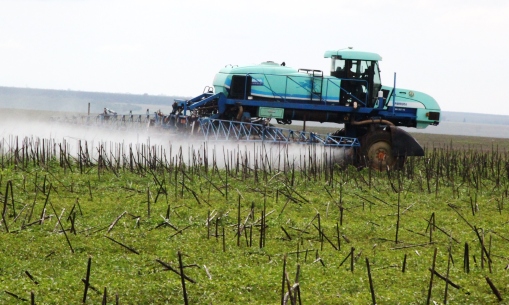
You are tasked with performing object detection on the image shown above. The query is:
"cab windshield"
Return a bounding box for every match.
[330,56,382,106]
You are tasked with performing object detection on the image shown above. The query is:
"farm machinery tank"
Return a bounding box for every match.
[159,48,440,169]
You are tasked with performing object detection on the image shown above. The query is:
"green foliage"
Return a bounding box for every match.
[1,145,509,304]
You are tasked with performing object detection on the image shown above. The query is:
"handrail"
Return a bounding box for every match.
[323,78,368,106]
[298,69,323,77]
[286,76,324,103]
[244,73,287,102]
[237,72,368,106]
[245,72,321,103]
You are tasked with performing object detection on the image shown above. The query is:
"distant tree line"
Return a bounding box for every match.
[440,111,509,125]
[0,86,189,114]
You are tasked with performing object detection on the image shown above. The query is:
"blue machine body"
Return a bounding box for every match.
[162,48,441,168]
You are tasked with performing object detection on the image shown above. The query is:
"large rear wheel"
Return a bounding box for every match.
[360,130,401,171]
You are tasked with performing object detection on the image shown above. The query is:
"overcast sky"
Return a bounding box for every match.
[1,0,508,115]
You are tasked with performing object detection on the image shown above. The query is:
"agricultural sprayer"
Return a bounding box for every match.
[93,48,441,170]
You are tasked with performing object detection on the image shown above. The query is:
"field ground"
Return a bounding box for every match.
[1,120,509,303]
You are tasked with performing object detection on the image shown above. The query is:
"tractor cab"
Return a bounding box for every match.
[325,49,382,107]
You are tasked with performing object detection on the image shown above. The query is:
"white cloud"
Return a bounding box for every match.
[94,44,145,54]
[0,39,24,50]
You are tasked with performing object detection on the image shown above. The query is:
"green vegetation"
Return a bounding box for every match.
[1,137,509,304]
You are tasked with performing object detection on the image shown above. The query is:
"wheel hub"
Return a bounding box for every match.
[367,141,393,170]
[376,150,387,162]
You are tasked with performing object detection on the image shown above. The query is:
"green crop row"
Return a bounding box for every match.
[1,139,509,304]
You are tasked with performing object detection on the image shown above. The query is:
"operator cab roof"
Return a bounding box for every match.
[324,48,382,61]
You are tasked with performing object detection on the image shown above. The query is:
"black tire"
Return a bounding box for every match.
[360,130,401,171]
